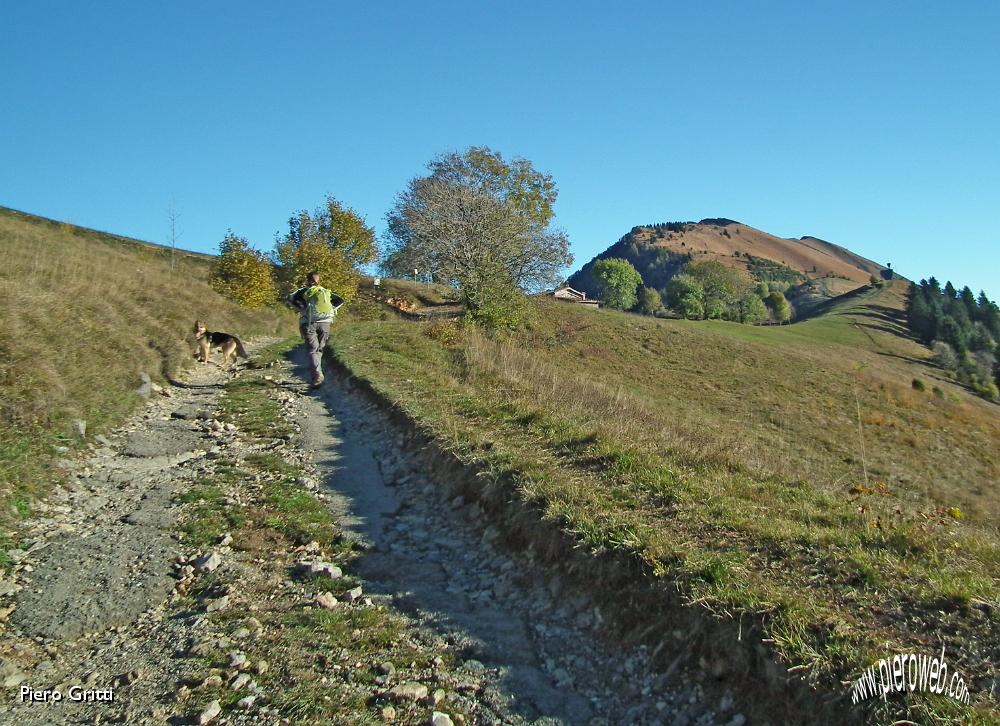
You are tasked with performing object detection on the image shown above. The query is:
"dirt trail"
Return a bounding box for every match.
[0,344,743,725]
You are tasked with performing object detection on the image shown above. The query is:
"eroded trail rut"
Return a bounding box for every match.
[0,345,742,725]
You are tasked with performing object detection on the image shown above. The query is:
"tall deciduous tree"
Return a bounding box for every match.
[592,258,642,310]
[209,231,277,308]
[382,147,571,329]
[425,146,557,228]
[274,196,378,302]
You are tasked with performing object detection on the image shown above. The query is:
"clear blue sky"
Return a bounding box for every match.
[2,1,998,299]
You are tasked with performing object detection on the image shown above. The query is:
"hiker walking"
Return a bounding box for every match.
[289,271,344,387]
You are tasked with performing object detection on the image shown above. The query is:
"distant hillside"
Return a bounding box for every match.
[0,205,215,261]
[0,205,294,526]
[567,219,890,303]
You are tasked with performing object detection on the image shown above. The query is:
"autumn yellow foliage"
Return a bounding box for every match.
[209,232,278,308]
[273,196,378,303]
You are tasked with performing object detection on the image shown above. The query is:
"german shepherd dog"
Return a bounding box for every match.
[193,321,249,368]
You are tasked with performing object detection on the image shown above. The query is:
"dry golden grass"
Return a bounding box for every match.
[0,207,294,527]
[632,221,883,283]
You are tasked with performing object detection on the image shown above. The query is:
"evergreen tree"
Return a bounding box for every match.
[960,286,978,321]
[939,317,968,356]
[977,291,1000,338]
[906,279,1000,359]
[943,280,958,301]
[907,288,934,343]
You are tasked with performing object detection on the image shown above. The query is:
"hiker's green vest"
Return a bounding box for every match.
[303,286,334,322]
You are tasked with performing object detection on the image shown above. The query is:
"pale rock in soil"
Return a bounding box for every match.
[194,552,221,573]
[345,586,363,602]
[231,673,252,691]
[201,675,223,689]
[206,595,229,612]
[3,671,27,688]
[198,699,222,724]
[315,592,338,609]
[388,681,429,702]
[302,561,342,579]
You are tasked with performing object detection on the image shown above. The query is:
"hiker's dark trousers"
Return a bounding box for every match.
[300,321,330,381]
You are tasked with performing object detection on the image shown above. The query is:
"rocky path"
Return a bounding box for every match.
[1,357,247,723]
[275,349,741,726]
[0,343,745,725]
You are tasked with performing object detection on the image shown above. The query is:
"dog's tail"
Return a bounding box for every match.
[234,337,250,359]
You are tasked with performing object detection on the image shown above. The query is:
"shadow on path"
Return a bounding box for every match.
[282,347,720,725]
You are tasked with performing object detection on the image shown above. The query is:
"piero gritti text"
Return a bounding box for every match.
[20,684,115,703]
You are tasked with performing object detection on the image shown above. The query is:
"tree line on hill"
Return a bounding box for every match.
[210,146,572,330]
[906,279,1000,400]
[590,256,794,323]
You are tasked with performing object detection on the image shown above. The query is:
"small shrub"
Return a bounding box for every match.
[464,295,524,333]
[973,381,999,401]
[932,386,945,399]
[423,320,461,346]
[911,378,926,391]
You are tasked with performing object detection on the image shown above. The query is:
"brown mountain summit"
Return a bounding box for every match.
[567,218,889,302]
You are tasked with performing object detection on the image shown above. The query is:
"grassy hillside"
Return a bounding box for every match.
[0,206,294,530]
[330,278,999,722]
[567,219,889,306]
